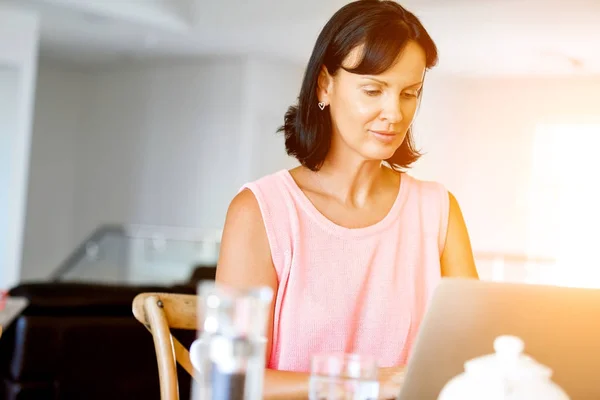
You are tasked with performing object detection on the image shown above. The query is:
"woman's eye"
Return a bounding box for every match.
[402,91,419,98]
[364,89,381,97]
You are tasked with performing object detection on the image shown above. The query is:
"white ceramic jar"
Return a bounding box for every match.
[438,335,570,400]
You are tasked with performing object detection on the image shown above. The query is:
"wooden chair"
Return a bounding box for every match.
[132,293,198,400]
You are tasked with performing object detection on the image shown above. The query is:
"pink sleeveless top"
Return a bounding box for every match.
[242,169,449,372]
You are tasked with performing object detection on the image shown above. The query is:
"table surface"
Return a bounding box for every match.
[0,297,29,337]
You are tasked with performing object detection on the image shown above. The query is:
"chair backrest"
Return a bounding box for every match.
[132,293,198,400]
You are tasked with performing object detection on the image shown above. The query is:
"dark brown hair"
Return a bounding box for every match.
[279,0,438,171]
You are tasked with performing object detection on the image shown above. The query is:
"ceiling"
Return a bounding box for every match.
[4,0,600,75]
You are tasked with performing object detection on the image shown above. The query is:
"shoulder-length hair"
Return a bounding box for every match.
[279,0,438,171]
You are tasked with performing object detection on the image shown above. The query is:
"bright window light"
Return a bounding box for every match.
[527,123,600,288]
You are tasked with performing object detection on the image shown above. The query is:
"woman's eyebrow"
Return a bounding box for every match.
[361,77,423,88]
[405,81,424,88]
[362,77,388,86]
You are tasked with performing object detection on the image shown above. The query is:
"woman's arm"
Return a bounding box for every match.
[215,189,311,400]
[440,192,479,278]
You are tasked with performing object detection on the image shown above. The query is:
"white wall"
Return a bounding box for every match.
[412,73,600,257]
[0,5,39,289]
[22,55,304,280]
[20,64,89,281]
[74,58,247,240]
[240,56,303,180]
[72,56,303,241]
[0,67,20,282]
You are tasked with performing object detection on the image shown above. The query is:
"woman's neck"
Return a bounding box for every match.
[311,157,394,208]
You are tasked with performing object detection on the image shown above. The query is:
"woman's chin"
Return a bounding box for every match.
[360,143,400,161]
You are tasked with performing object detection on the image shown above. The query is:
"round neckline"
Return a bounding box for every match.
[279,169,410,238]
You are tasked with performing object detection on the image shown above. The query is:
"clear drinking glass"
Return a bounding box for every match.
[190,281,273,400]
[309,353,380,400]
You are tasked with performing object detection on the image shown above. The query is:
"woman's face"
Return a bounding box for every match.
[319,40,427,162]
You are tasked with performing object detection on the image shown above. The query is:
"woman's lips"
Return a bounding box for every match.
[369,130,398,144]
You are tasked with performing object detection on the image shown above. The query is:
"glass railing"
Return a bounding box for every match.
[51,226,560,288]
[474,251,556,285]
[51,224,221,286]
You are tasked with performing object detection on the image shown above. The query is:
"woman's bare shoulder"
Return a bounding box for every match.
[227,188,262,223]
[216,188,275,286]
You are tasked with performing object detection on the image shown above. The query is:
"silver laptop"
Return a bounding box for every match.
[398,278,600,400]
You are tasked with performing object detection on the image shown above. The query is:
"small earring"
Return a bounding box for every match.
[318,102,326,110]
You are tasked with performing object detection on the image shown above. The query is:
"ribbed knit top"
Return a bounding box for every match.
[242,169,449,371]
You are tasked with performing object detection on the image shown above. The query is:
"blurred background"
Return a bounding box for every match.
[2,0,600,290]
[2,1,600,399]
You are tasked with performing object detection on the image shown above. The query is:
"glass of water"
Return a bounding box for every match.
[190,281,273,400]
[309,353,379,400]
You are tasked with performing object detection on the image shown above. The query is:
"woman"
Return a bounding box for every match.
[216,0,478,398]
